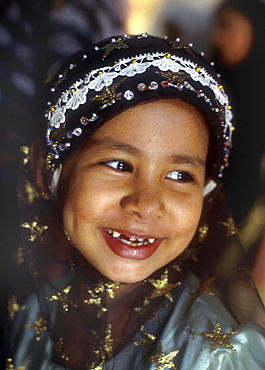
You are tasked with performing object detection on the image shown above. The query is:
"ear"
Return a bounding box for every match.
[30,140,49,194]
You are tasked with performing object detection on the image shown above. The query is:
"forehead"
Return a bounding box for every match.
[70,98,208,158]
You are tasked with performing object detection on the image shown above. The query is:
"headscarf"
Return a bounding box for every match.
[212,0,265,224]
[13,34,265,369]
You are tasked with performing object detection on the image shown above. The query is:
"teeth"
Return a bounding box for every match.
[105,229,157,245]
[113,231,120,238]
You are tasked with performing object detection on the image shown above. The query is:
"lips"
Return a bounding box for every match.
[101,228,163,260]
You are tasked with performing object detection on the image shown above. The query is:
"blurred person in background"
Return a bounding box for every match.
[150,0,222,56]
[212,0,265,226]
[212,0,265,303]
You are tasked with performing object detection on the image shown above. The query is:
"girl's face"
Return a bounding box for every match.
[59,99,209,283]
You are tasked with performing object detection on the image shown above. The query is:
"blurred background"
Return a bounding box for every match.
[1,0,265,347]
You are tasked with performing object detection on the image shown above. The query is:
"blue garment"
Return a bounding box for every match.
[8,273,265,369]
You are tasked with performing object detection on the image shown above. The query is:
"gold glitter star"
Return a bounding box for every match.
[149,342,179,370]
[47,285,78,311]
[7,294,26,320]
[192,277,216,296]
[90,362,105,370]
[53,338,69,361]
[25,313,47,341]
[101,38,129,59]
[84,294,102,306]
[149,269,181,302]
[171,41,195,57]
[91,79,125,106]
[105,281,121,299]
[134,326,156,351]
[150,311,162,323]
[23,180,39,204]
[13,246,25,267]
[20,146,30,166]
[172,264,183,273]
[21,216,48,242]
[198,223,209,242]
[134,296,151,315]
[5,358,30,370]
[197,322,238,352]
[218,217,238,236]
[103,324,120,358]
[158,70,190,85]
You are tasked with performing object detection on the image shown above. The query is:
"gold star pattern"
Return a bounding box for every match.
[5,358,30,370]
[13,246,25,267]
[150,311,162,323]
[47,285,78,311]
[101,38,129,59]
[105,281,121,299]
[192,277,216,296]
[198,223,209,242]
[90,78,125,106]
[197,322,238,352]
[158,70,190,85]
[23,180,40,204]
[172,264,183,273]
[25,313,47,341]
[84,289,102,307]
[149,269,181,302]
[90,361,105,370]
[171,41,195,57]
[218,217,238,236]
[134,296,151,315]
[7,294,26,320]
[103,324,120,358]
[149,342,179,370]
[134,326,156,351]
[53,338,69,361]
[21,216,48,242]
[20,145,30,166]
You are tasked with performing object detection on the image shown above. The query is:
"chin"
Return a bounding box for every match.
[101,265,154,284]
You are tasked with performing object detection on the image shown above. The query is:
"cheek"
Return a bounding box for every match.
[167,191,203,236]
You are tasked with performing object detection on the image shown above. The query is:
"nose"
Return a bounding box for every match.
[120,180,166,220]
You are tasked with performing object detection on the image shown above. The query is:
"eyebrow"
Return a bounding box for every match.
[88,138,206,168]
[88,138,141,156]
[169,154,206,168]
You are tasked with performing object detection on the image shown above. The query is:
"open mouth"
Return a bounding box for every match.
[101,228,163,260]
[105,228,157,247]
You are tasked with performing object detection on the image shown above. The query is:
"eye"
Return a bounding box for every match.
[102,160,133,172]
[166,170,194,183]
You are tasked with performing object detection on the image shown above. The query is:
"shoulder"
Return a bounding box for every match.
[158,273,265,369]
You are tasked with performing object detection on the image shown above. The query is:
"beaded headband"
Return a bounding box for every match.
[44,34,233,180]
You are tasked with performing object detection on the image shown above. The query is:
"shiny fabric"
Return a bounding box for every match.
[7,273,265,369]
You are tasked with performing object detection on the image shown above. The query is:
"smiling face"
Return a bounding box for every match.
[59,99,209,283]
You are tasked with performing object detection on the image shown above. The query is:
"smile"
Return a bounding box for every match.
[101,228,163,260]
[105,228,156,247]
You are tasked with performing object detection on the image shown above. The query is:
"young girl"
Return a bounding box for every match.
[4,34,265,369]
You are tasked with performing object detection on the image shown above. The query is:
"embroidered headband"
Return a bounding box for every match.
[43,34,233,181]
